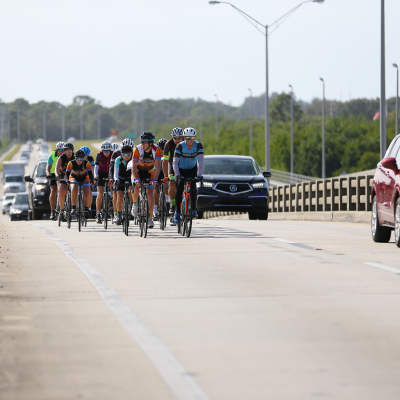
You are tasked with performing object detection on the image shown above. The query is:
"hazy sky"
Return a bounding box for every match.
[1,0,399,107]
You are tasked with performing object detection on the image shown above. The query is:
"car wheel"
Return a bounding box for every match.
[196,211,203,220]
[32,207,41,220]
[371,195,391,243]
[248,212,258,220]
[394,198,400,248]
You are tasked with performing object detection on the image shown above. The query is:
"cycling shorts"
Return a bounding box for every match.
[117,177,132,192]
[69,175,90,187]
[96,172,109,187]
[49,173,57,187]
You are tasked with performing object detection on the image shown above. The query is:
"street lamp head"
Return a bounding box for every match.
[313,0,324,3]
[393,63,398,69]
[209,1,220,4]
[288,84,292,89]
[320,77,324,82]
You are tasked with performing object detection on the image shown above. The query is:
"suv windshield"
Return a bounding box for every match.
[36,163,47,177]
[204,158,258,175]
[5,176,23,183]
[13,194,28,205]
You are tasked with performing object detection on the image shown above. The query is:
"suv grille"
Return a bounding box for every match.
[214,183,252,194]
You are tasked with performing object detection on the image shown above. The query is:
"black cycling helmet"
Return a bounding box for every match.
[140,131,156,142]
[121,145,133,154]
[171,127,183,137]
[75,149,85,158]
[157,138,168,150]
[63,142,74,151]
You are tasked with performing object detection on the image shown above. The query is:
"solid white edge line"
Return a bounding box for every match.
[363,262,400,275]
[270,238,297,244]
[28,222,211,400]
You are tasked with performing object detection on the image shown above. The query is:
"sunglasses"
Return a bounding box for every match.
[122,153,132,157]
[141,141,149,144]
[65,150,73,153]
[58,149,65,152]
[185,136,195,140]
[103,150,110,153]
[76,158,84,161]
[173,137,182,140]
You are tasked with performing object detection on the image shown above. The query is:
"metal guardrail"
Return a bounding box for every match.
[268,174,374,213]
[269,169,317,185]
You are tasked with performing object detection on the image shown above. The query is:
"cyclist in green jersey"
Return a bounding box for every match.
[46,141,64,220]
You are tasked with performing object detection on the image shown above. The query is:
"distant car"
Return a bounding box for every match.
[4,174,25,193]
[66,137,76,143]
[2,193,16,214]
[24,161,51,219]
[10,192,29,221]
[196,155,271,220]
[19,155,29,165]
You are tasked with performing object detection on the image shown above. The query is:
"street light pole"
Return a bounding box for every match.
[320,78,325,179]
[80,104,83,141]
[380,0,386,159]
[248,88,253,157]
[61,106,65,142]
[214,94,219,141]
[393,63,399,137]
[17,108,20,143]
[209,0,324,171]
[289,85,294,180]
[28,110,31,141]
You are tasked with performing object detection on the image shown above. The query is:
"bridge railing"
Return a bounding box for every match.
[269,168,317,185]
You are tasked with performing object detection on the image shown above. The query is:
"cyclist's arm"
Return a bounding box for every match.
[154,148,162,180]
[55,157,62,177]
[131,160,139,180]
[65,162,72,181]
[94,153,101,178]
[173,144,182,176]
[197,143,205,176]
[87,162,94,182]
[114,163,119,182]
[163,144,170,177]
[46,153,53,176]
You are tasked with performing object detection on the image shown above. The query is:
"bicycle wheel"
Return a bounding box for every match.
[139,195,144,237]
[78,190,82,232]
[103,189,108,229]
[185,194,192,237]
[66,193,71,229]
[124,195,129,236]
[159,191,165,230]
[143,193,149,238]
[180,197,186,236]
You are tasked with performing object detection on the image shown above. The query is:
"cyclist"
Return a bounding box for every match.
[109,139,133,222]
[130,132,162,229]
[94,141,113,224]
[163,127,184,220]
[65,149,94,218]
[55,142,75,219]
[153,137,168,221]
[173,127,204,224]
[114,144,134,225]
[46,141,64,220]
[81,146,95,216]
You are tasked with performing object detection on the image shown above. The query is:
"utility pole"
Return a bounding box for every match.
[17,109,20,143]
[28,110,31,140]
[248,88,253,157]
[1,107,4,144]
[62,106,65,141]
[80,105,83,140]
[43,105,46,141]
[289,85,294,179]
[320,78,325,179]
[7,108,10,140]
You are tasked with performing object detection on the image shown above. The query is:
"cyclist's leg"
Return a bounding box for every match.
[58,182,67,211]
[168,164,176,213]
[83,185,91,208]
[49,174,57,210]
[175,176,185,214]
[71,181,78,205]
[112,186,117,217]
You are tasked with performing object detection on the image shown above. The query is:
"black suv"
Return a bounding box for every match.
[24,161,51,219]
[197,155,271,220]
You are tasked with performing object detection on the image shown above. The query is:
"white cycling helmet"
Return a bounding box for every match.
[171,127,183,137]
[101,140,112,151]
[111,143,119,151]
[183,127,197,137]
[121,138,134,148]
[56,141,65,150]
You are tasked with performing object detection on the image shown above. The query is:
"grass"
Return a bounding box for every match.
[0,144,22,172]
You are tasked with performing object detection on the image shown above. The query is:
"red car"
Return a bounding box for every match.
[371,134,400,246]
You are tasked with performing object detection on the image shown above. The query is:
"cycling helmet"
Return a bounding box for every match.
[111,143,119,151]
[157,138,168,150]
[171,127,183,137]
[63,142,74,150]
[121,138,134,148]
[80,146,91,156]
[121,145,133,154]
[183,127,197,137]
[56,141,65,150]
[140,131,155,142]
[75,149,85,158]
[101,141,112,151]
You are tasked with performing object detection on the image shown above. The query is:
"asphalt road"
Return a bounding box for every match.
[1,147,400,400]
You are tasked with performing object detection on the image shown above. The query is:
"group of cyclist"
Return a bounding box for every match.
[46,126,204,228]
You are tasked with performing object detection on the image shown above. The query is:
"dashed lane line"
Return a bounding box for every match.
[363,262,400,275]
[28,222,211,400]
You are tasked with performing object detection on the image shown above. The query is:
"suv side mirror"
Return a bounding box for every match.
[24,175,33,183]
[263,171,272,178]
[381,157,399,173]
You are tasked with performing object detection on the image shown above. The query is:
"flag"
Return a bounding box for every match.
[373,111,380,121]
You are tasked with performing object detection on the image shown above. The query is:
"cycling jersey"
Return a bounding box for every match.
[86,155,95,167]
[114,155,132,180]
[95,150,114,175]
[164,139,178,166]
[173,141,204,174]
[47,150,59,174]
[109,149,121,180]
[58,153,75,177]
[132,144,162,171]
[65,160,93,180]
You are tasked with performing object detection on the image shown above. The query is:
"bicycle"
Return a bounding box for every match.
[158,180,168,230]
[57,180,71,228]
[121,181,131,236]
[177,177,202,238]
[76,182,87,232]
[97,177,112,229]
[136,179,151,238]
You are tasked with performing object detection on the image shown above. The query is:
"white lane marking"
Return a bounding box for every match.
[270,238,297,244]
[363,262,400,275]
[29,222,210,400]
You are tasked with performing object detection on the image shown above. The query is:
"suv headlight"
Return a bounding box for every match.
[11,208,22,214]
[203,181,213,188]
[36,184,46,191]
[252,182,265,188]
